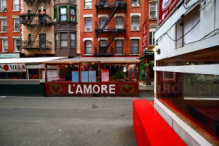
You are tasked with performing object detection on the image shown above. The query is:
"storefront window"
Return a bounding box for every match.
[28,69,42,79]
[156,71,219,139]
[0,72,26,79]
[100,64,137,82]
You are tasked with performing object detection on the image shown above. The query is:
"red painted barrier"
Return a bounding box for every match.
[133,100,187,146]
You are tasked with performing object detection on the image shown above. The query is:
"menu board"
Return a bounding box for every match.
[72,71,79,82]
[81,71,89,82]
[89,71,96,82]
[101,69,109,82]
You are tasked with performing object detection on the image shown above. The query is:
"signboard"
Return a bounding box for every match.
[158,0,182,26]
[101,69,109,82]
[142,21,147,49]
[89,71,96,82]
[0,64,26,72]
[81,71,89,82]
[72,71,79,82]
[0,53,20,58]
[45,82,139,96]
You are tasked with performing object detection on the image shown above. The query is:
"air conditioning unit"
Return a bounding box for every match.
[133,26,138,30]
[0,6,7,12]
[133,2,138,6]
[86,28,92,32]
[85,5,91,9]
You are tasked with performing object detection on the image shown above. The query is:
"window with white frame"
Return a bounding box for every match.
[149,28,156,46]
[100,17,107,29]
[149,3,157,19]
[60,33,67,47]
[84,0,92,9]
[115,40,123,54]
[85,40,92,54]
[1,19,7,32]
[14,18,19,31]
[0,0,6,11]
[2,39,8,52]
[115,16,123,29]
[131,16,139,30]
[14,39,20,51]
[132,0,139,6]
[60,7,67,21]
[71,33,76,47]
[131,39,139,54]
[13,0,19,11]
[85,18,92,32]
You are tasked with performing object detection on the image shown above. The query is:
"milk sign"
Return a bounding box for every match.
[0,64,26,72]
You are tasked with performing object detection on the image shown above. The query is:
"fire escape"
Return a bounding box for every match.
[19,0,52,51]
[95,0,126,56]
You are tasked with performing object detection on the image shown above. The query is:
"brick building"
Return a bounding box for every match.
[80,0,157,57]
[0,0,21,58]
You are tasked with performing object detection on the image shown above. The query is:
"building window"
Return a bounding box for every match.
[149,3,157,19]
[100,17,107,29]
[131,16,139,30]
[115,40,123,54]
[115,16,123,29]
[70,6,76,22]
[55,33,58,47]
[85,40,92,54]
[13,0,19,11]
[60,33,67,47]
[14,39,20,51]
[2,39,8,52]
[85,18,92,32]
[84,0,92,9]
[132,0,139,6]
[131,39,139,54]
[0,0,6,11]
[99,40,107,47]
[14,18,19,31]
[60,7,67,21]
[71,33,76,47]
[149,29,155,46]
[1,19,7,32]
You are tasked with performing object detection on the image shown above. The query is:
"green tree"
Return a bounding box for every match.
[141,61,154,85]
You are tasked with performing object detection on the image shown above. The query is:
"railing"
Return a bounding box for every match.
[95,46,114,56]
[96,0,126,5]
[95,20,126,30]
[24,0,51,4]
[20,14,52,25]
[22,40,52,50]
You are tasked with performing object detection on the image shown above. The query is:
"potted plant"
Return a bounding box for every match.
[141,61,154,85]
[114,71,125,81]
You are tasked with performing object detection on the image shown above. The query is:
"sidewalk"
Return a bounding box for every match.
[139,82,154,98]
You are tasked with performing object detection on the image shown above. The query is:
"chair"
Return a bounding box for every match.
[213,120,219,138]
[188,105,198,120]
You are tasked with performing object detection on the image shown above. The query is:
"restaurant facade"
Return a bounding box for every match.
[44,57,140,96]
[154,0,219,145]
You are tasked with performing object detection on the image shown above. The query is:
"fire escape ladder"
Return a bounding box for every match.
[29,24,42,47]
[99,30,118,55]
[27,0,42,25]
[107,30,118,48]
[101,5,118,30]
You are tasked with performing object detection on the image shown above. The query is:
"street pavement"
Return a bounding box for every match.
[0,95,153,146]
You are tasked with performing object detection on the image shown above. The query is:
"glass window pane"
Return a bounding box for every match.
[85,41,92,54]
[61,33,67,39]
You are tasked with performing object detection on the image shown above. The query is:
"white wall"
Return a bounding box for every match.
[155,0,219,61]
[200,0,215,37]
[184,6,201,45]
[216,0,219,29]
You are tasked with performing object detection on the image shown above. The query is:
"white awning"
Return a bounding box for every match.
[0,57,66,64]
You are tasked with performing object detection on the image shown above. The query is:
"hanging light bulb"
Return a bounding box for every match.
[123,65,127,72]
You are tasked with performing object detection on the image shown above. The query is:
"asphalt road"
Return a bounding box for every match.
[0,96,153,146]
